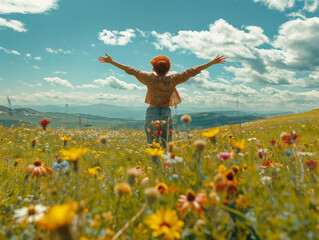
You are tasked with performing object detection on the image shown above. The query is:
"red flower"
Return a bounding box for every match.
[155,130,163,135]
[262,160,273,167]
[269,139,277,145]
[39,119,50,130]
[169,129,175,134]
[281,132,299,145]
[304,160,318,171]
[258,152,266,159]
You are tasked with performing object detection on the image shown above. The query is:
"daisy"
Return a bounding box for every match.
[13,204,47,223]
[162,152,183,164]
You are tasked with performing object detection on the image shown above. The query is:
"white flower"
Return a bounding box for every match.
[258,149,268,153]
[163,152,184,164]
[13,204,47,223]
[261,176,272,185]
[298,152,315,157]
[247,137,257,141]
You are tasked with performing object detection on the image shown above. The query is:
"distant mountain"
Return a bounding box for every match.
[0,105,144,129]
[14,103,295,120]
[0,104,298,130]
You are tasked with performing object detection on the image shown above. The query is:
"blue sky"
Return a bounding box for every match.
[0,0,319,112]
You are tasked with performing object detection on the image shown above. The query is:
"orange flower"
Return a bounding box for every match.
[178,190,207,215]
[214,170,237,195]
[26,160,51,177]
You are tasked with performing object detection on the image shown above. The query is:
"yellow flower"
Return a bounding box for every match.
[88,166,100,176]
[155,182,168,194]
[61,147,87,162]
[115,167,124,174]
[60,135,72,142]
[146,148,165,157]
[216,164,226,173]
[202,127,220,139]
[144,208,184,240]
[230,139,246,152]
[36,202,78,230]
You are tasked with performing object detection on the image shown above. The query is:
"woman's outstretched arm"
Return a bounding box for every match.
[98,53,150,85]
[98,53,128,71]
[196,55,226,71]
[174,55,226,85]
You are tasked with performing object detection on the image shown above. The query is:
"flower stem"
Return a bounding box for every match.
[293,143,304,183]
[112,203,147,240]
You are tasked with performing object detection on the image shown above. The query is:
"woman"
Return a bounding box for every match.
[98,53,226,147]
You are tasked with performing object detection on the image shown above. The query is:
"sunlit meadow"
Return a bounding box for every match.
[1,109,319,240]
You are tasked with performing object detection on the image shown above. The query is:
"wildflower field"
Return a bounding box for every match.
[0,109,319,240]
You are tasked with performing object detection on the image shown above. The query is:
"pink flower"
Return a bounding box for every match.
[141,177,149,184]
[178,190,207,215]
[217,152,233,161]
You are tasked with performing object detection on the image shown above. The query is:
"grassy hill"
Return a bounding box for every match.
[0,107,318,239]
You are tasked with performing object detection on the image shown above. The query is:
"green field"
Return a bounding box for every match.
[0,109,318,240]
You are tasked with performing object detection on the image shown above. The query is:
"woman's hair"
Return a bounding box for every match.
[150,55,171,76]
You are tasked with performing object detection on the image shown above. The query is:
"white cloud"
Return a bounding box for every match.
[98,29,136,46]
[2,90,144,106]
[253,0,319,12]
[272,17,319,71]
[149,17,319,87]
[0,77,2,81]
[33,65,40,69]
[297,71,319,87]
[136,28,148,38]
[225,65,295,85]
[34,56,41,61]
[0,46,20,55]
[93,76,146,90]
[53,71,67,74]
[151,19,269,62]
[45,48,71,54]
[91,44,95,47]
[188,70,258,96]
[77,84,99,89]
[253,0,295,11]
[261,87,319,104]
[304,0,319,11]
[0,17,27,32]
[43,77,74,89]
[0,0,59,14]
[22,81,42,87]
[25,53,31,57]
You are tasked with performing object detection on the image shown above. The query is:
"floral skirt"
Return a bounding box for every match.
[144,107,173,147]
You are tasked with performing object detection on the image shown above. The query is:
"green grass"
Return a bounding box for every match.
[0,109,318,239]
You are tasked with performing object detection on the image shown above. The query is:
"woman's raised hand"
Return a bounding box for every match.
[98,53,113,63]
[213,55,226,64]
